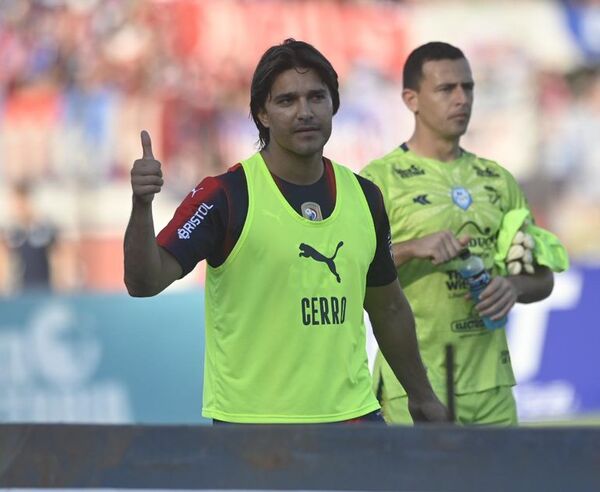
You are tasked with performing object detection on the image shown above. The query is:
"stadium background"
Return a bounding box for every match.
[0,0,598,425]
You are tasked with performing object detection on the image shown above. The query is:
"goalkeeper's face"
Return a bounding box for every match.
[407,58,474,141]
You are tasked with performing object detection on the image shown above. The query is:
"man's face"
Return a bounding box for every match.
[406,58,474,140]
[258,67,333,158]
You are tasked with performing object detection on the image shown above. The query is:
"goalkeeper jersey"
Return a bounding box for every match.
[361,144,530,396]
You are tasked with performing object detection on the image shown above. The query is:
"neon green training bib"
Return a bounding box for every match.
[202,153,379,423]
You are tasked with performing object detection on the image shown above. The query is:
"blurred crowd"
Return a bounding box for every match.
[0,0,599,294]
[0,0,245,189]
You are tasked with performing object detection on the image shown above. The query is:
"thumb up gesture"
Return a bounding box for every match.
[131,130,164,204]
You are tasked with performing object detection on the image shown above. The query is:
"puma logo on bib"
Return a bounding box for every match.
[299,241,344,283]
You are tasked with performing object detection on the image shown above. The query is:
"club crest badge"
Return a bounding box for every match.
[451,186,472,210]
[301,201,323,221]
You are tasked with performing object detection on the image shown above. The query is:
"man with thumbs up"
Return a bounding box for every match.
[124,39,448,424]
[132,131,164,204]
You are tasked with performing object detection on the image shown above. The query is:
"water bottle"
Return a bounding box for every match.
[457,249,506,330]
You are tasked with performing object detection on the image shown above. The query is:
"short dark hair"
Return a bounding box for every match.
[250,38,340,149]
[403,42,466,90]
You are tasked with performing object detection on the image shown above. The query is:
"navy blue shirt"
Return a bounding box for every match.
[158,158,396,287]
[3,222,56,290]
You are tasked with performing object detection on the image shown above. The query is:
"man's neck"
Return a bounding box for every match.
[260,146,324,185]
[405,133,462,163]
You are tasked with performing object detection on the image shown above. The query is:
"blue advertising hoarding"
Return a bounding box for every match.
[0,266,598,423]
[508,266,600,420]
[0,291,207,424]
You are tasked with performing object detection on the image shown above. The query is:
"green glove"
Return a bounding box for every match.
[494,209,569,275]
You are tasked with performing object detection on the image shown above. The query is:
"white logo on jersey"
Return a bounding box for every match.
[177,202,214,240]
[451,186,472,210]
[301,201,323,221]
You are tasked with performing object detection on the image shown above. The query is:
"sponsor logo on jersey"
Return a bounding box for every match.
[301,296,347,326]
[451,316,485,333]
[394,164,425,178]
[484,185,501,205]
[298,242,346,326]
[451,186,472,210]
[413,194,431,205]
[456,221,491,236]
[468,236,497,249]
[446,270,469,291]
[451,304,486,333]
[177,202,214,240]
[456,221,497,249]
[473,165,500,178]
[298,241,344,283]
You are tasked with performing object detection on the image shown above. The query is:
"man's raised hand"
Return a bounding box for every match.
[131,130,164,204]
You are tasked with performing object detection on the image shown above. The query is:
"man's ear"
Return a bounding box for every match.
[402,88,419,114]
[257,107,270,129]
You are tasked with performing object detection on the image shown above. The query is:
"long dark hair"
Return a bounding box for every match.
[250,38,340,149]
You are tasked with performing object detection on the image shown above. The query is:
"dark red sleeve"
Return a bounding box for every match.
[355,174,397,287]
[157,164,248,275]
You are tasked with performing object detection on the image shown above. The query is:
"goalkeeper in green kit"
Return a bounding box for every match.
[360,42,568,425]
